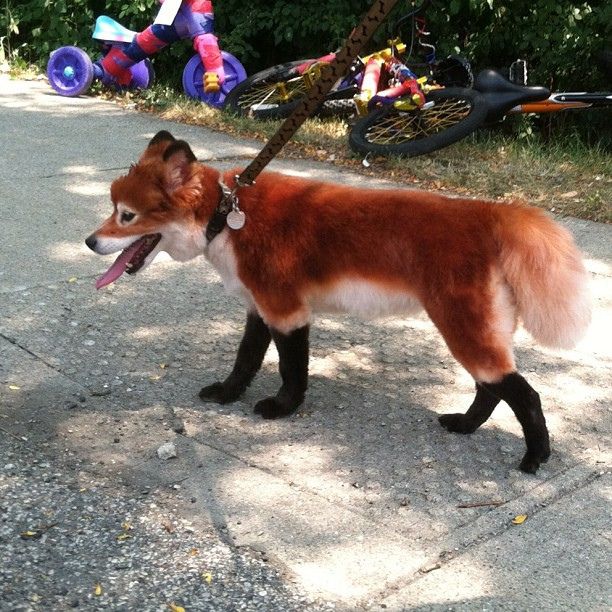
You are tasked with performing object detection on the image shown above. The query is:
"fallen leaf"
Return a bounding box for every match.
[116,532,132,542]
[168,603,185,612]
[121,522,132,531]
[68,277,78,283]
[20,523,57,540]
[190,548,199,556]
[149,375,161,381]
[512,514,528,525]
[202,572,213,584]
[94,584,103,596]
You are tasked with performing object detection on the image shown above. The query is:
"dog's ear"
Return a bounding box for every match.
[139,130,177,163]
[162,140,197,192]
[149,130,176,147]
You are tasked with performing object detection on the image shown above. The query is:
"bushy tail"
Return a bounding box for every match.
[497,205,591,349]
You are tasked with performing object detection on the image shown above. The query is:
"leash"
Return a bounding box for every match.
[207,0,401,242]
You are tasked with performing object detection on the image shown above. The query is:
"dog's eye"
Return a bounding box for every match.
[121,211,136,223]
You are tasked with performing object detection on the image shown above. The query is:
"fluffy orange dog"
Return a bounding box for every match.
[86,131,591,473]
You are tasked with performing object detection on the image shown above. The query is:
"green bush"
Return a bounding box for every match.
[427,0,611,90]
[215,0,371,69]
[2,0,96,62]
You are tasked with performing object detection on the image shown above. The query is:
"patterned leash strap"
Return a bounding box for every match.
[208,0,400,240]
[237,0,400,186]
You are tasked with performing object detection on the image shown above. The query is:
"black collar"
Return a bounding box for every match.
[205,181,234,243]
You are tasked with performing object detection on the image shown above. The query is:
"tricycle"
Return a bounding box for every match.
[46,0,246,107]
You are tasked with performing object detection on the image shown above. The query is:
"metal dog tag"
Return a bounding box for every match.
[226,210,246,230]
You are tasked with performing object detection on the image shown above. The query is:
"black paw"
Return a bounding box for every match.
[199,382,242,404]
[253,397,296,419]
[519,448,551,474]
[438,413,478,434]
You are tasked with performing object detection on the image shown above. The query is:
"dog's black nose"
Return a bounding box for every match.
[85,234,98,251]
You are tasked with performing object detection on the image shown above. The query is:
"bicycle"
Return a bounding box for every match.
[223,0,472,120]
[46,3,246,108]
[349,59,612,157]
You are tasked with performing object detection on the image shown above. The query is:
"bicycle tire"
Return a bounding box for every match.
[318,97,356,117]
[223,59,313,119]
[348,88,488,157]
[224,58,358,119]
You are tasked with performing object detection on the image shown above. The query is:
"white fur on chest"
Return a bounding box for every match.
[205,231,252,301]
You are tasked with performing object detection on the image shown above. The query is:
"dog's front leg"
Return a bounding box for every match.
[199,311,272,404]
[254,325,309,419]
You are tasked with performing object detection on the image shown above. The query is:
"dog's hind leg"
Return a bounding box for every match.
[254,325,309,419]
[199,311,271,404]
[481,373,550,473]
[426,280,550,473]
[440,375,550,473]
[439,383,501,433]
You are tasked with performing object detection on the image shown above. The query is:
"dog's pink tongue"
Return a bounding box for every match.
[95,241,141,290]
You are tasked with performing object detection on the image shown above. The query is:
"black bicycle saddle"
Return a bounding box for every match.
[474,69,550,121]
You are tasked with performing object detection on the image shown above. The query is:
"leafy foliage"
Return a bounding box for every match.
[427,0,611,89]
[1,0,95,61]
[215,0,371,68]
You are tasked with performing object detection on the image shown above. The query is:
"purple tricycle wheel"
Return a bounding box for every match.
[128,59,155,90]
[47,46,94,97]
[182,51,247,107]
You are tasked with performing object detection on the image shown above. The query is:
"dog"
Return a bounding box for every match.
[85,130,591,473]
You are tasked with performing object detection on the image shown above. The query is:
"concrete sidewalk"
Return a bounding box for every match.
[0,76,610,611]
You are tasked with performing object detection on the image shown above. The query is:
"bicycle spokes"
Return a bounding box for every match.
[239,77,307,111]
[366,96,473,143]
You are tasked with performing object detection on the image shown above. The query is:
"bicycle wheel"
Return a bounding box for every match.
[223,59,314,118]
[349,88,488,157]
[224,58,359,119]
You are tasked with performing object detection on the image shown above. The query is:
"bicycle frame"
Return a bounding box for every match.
[287,39,428,116]
[298,0,467,116]
[504,58,612,114]
[513,92,612,114]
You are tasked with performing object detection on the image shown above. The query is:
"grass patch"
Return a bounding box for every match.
[79,83,612,224]
[7,58,41,80]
